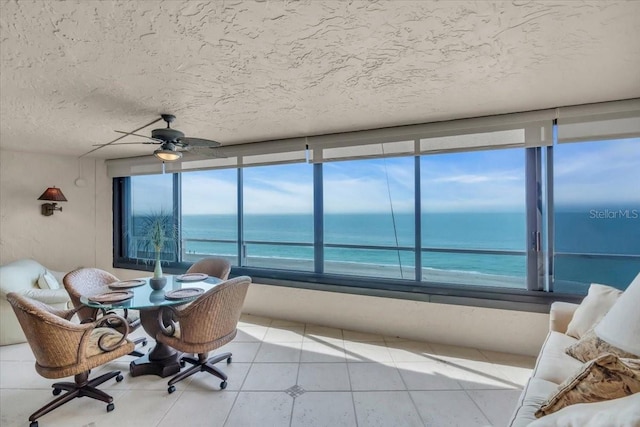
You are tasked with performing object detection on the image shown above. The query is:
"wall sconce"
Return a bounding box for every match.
[37,187,67,216]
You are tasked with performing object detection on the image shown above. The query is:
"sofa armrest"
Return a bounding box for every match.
[17,288,70,305]
[549,301,579,333]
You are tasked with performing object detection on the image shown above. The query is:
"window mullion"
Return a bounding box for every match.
[525,147,544,291]
[173,173,181,263]
[237,168,244,266]
[414,155,421,281]
[314,163,324,273]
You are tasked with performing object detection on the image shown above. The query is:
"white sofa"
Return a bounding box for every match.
[508,301,583,426]
[508,278,640,427]
[0,259,71,345]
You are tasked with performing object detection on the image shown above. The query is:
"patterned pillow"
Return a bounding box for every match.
[535,353,640,417]
[565,329,638,363]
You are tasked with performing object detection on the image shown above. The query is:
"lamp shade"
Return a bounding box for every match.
[594,272,640,355]
[154,148,182,162]
[37,187,67,202]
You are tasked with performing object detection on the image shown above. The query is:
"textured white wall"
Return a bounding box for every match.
[0,150,105,270]
[1,149,548,356]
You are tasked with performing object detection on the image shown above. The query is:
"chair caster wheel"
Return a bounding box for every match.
[116,374,124,382]
[168,385,176,394]
[30,421,38,427]
[220,381,227,389]
[179,360,186,368]
[52,388,61,396]
[107,403,115,412]
[227,356,232,364]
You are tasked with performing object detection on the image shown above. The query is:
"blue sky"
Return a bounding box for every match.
[132,138,639,215]
[554,138,640,208]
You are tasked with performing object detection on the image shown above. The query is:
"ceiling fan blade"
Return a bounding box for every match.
[180,137,221,147]
[114,130,163,143]
[80,116,163,157]
[92,141,160,146]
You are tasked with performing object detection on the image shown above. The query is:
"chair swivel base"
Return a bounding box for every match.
[28,370,123,427]
[167,352,232,393]
[129,336,148,357]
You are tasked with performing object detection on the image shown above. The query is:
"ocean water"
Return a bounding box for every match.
[182,212,528,279]
[554,208,640,290]
[179,209,640,289]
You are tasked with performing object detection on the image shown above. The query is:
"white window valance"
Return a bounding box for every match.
[106,99,639,177]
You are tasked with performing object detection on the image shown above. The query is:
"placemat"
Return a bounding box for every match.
[165,287,204,300]
[175,273,208,282]
[89,291,134,303]
[108,279,146,289]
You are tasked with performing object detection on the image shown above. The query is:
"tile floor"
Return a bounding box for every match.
[0,314,536,427]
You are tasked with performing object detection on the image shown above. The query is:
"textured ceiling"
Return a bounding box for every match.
[1,0,639,160]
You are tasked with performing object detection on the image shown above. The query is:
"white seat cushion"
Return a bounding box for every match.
[508,377,559,427]
[533,331,583,385]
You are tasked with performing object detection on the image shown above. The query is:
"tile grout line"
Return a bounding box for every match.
[222,322,269,426]
[343,328,361,427]
[290,322,307,427]
[386,340,429,427]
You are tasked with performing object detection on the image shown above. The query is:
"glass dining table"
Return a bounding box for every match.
[80,274,222,378]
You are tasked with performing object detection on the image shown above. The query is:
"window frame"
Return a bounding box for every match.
[112,100,640,313]
[113,148,585,313]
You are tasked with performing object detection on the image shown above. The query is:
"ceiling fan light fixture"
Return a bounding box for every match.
[154,148,182,162]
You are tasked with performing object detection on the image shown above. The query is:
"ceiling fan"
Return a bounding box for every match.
[94,114,222,161]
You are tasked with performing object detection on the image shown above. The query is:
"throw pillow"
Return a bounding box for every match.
[529,393,640,427]
[535,353,640,418]
[566,329,638,363]
[594,272,640,356]
[37,270,61,290]
[566,283,622,339]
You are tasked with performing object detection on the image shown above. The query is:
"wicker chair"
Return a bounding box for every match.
[156,276,251,393]
[7,292,135,427]
[63,268,147,355]
[186,257,232,280]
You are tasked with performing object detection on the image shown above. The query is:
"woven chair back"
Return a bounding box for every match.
[186,257,232,280]
[63,268,118,322]
[7,292,83,368]
[176,276,250,346]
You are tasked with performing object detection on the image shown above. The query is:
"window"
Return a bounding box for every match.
[111,100,640,308]
[126,174,177,262]
[553,138,640,293]
[181,169,238,265]
[421,149,527,288]
[323,157,415,279]
[241,163,314,271]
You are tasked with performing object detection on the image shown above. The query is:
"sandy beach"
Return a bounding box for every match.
[183,253,526,289]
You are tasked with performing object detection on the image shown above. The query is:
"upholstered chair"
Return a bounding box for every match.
[63,268,147,355]
[156,276,251,393]
[186,257,232,280]
[7,292,135,427]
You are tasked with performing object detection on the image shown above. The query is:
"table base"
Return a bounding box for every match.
[129,343,182,378]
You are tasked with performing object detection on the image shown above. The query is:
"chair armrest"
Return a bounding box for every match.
[18,288,70,305]
[549,301,580,333]
[93,314,130,351]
